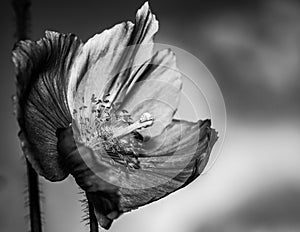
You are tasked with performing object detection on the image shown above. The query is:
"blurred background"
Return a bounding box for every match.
[0,0,300,232]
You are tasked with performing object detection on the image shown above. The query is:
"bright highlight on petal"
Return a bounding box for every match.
[67,1,159,127]
[119,48,182,138]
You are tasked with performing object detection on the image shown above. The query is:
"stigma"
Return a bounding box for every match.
[112,112,154,138]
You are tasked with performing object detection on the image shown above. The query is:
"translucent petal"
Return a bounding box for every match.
[67,2,159,127]
[119,49,182,138]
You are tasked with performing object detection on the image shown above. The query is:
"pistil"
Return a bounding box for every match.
[112,112,154,138]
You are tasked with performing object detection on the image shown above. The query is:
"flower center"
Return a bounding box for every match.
[73,94,154,170]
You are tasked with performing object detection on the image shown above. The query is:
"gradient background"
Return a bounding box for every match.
[1,0,300,232]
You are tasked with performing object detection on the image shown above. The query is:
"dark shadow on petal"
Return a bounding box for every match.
[56,126,121,230]
[12,31,82,181]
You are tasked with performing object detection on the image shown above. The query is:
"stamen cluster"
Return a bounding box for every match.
[73,94,143,170]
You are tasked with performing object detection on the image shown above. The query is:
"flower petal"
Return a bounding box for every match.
[118,119,218,211]
[119,49,182,138]
[68,2,158,123]
[12,31,82,181]
[56,119,217,228]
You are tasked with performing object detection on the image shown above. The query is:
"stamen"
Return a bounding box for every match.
[74,94,154,171]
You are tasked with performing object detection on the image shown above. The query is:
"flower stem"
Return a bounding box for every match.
[12,0,43,232]
[88,199,99,232]
[12,0,31,41]
[26,160,43,232]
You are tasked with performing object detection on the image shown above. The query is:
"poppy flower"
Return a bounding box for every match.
[12,2,218,230]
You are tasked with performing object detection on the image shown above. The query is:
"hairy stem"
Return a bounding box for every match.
[12,0,43,232]
[26,160,42,232]
[88,199,99,232]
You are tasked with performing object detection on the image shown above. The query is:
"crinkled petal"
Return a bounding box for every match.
[118,119,218,211]
[68,2,159,125]
[12,31,82,181]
